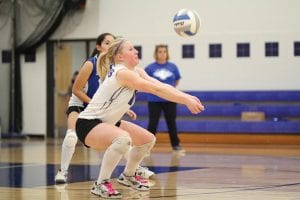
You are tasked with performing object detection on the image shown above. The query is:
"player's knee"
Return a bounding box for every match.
[111,136,132,154]
[137,138,156,154]
[64,129,78,148]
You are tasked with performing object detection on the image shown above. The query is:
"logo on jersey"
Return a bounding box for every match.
[153,69,173,80]
[108,67,114,78]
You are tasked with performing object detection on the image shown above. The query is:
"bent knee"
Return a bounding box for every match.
[145,131,156,143]
[64,129,78,148]
[111,136,132,154]
[134,139,156,154]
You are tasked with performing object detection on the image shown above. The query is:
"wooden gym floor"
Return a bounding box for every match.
[0,133,300,200]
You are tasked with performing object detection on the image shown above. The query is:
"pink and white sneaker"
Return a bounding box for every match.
[91,180,122,199]
[117,173,150,191]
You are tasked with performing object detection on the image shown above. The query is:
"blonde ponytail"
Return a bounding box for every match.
[97,37,127,82]
[97,52,110,82]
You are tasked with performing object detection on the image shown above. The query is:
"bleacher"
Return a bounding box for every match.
[130,91,300,134]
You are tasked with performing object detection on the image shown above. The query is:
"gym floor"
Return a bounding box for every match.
[0,136,300,200]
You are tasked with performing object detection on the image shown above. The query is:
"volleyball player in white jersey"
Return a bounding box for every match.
[54,33,115,183]
[75,38,205,198]
[55,33,154,184]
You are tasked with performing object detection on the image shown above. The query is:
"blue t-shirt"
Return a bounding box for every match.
[145,62,181,102]
[84,56,99,107]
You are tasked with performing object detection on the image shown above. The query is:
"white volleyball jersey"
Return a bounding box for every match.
[78,64,137,125]
[68,88,88,107]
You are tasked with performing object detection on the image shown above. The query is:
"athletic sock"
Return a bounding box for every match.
[61,129,77,171]
[123,139,155,176]
[97,136,131,183]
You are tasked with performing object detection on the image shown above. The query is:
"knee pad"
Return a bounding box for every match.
[111,136,132,154]
[136,138,156,154]
[63,129,78,148]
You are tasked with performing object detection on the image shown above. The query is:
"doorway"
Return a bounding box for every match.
[46,39,96,138]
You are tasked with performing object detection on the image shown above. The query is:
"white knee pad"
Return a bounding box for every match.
[63,129,78,148]
[136,138,156,154]
[111,136,132,154]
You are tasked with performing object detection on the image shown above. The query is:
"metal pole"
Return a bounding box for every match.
[9,0,17,133]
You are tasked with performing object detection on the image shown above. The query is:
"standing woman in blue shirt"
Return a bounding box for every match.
[145,44,184,151]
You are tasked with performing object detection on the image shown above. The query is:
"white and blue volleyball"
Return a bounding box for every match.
[173,9,201,37]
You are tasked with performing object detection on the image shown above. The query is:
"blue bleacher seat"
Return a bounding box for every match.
[131,91,300,134]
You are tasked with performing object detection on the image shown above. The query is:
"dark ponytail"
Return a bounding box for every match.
[90,48,99,57]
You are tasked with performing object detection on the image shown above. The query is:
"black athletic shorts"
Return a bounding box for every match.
[66,106,85,115]
[76,118,121,147]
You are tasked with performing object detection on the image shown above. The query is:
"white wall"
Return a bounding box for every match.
[96,0,300,90]
[21,44,46,135]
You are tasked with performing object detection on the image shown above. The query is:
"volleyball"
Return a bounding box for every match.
[173,9,201,37]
